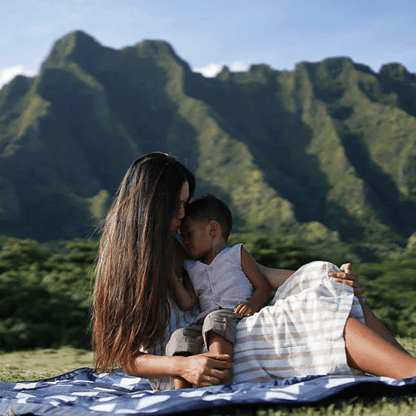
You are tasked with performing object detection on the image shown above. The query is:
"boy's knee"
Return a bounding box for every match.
[166,327,202,356]
[202,311,239,347]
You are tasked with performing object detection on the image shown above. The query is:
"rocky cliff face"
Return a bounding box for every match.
[1,31,416,258]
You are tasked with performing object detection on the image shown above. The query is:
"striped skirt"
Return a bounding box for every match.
[232,261,365,383]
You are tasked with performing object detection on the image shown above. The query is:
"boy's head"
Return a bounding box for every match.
[180,195,233,260]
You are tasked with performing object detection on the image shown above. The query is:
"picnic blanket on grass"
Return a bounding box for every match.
[1,368,416,416]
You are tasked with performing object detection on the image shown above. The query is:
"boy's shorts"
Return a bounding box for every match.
[166,309,243,356]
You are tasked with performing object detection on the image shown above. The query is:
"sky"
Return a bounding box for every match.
[1,0,415,89]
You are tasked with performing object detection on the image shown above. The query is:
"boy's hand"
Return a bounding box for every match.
[234,302,255,317]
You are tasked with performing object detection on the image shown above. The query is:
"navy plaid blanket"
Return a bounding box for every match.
[1,369,416,415]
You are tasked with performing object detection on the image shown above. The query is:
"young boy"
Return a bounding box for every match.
[166,194,272,389]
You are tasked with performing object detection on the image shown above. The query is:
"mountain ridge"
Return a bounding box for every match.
[1,30,416,260]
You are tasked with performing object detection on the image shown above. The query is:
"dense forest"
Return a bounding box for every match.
[1,235,415,351]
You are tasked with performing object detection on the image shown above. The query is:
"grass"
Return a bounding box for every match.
[0,346,93,382]
[1,341,416,415]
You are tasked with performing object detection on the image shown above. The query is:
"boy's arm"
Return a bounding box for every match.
[234,247,272,317]
[169,268,197,311]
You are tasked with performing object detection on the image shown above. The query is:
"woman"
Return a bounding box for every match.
[92,152,416,389]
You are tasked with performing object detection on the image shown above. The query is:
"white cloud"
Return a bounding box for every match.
[194,63,223,78]
[0,65,37,90]
[229,62,248,72]
[194,61,248,78]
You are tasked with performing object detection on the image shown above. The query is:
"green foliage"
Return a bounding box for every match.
[356,248,416,337]
[1,30,416,260]
[2,234,415,351]
[0,230,415,394]
[0,237,98,350]
[228,233,317,270]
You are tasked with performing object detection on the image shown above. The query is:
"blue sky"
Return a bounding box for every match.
[1,0,415,89]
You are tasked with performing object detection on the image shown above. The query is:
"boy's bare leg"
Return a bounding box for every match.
[358,297,410,355]
[344,317,416,379]
[173,376,192,389]
[208,332,234,384]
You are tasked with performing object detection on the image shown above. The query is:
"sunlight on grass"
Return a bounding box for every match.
[2,343,416,416]
[0,346,93,382]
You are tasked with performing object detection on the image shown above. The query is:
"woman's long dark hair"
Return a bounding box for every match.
[92,152,195,372]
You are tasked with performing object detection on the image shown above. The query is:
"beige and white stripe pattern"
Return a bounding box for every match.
[233,261,365,383]
[150,261,364,390]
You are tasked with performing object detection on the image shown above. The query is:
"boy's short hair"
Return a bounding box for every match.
[185,195,232,240]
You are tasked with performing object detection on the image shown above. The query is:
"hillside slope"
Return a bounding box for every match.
[1,31,415,259]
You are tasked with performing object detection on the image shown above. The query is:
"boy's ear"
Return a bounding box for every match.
[208,220,221,237]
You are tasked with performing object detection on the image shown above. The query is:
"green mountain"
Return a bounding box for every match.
[1,30,416,260]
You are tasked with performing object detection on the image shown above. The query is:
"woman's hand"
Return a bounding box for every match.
[330,263,364,295]
[180,353,233,387]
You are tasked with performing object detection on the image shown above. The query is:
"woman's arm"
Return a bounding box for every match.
[256,263,294,291]
[123,352,233,387]
[257,262,364,294]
